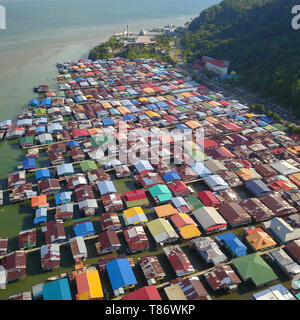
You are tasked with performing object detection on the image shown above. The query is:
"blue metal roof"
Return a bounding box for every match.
[260,115,273,123]
[190,162,212,177]
[42,278,72,300]
[146,104,157,110]
[123,114,137,121]
[75,77,85,82]
[101,118,115,126]
[163,171,181,182]
[106,258,137,290]
[97,180,117,195]
[216,232,247,257]
[34,217,47,226]
[55,192,72,205]
[73,221,95,237]
[35,168,51,180]
[176,124,189,131]
[156,102,169,109]
[245,180,271,197]
[134,160,154,173]
[66,140,80,148]
[23,158,36,170]
[35,126,46,133]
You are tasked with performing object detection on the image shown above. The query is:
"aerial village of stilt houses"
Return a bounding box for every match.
[0,57,300,300]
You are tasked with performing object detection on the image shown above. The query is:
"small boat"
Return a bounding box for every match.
[33,84,49,93]
[0,190,3,206]
[46,273,68,281]
[0,130,5,141]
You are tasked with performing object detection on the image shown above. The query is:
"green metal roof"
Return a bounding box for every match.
[176,106,189,113]
[186,195,204,210]
[272,123,286,132]
[20,136,34,144]
[157,194,173,202]
[126,198,149,208]
[34,108,47,116]
[232,253,278,287]
[90,135,114,147]
[80,160,97,172]
[149,184,171,197]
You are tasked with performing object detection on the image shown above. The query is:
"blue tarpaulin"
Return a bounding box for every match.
[55,192,72,205]
[30,99,39,107]
[41,98,51,106]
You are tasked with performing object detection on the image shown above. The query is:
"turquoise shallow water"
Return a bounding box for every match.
[0,0,221,120]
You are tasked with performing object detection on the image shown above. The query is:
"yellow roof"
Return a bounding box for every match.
[246,231,276,251]
[144,87,155,94]
[154,204,179,218]
[145,111,161,118]
[245,113,256,118]
[236,168,261,181]
[291,172,300,180]
[181,92,192,98]
[287,145,300,155]
[209,101,221,107]
[102,102,112,109]
[88,128,102,135]
[185,120,201,129]
[123,206,144,218]
[87,270,103,299]
[178,225,201,240]
[76,270,103,300]
[117,106,131,115]
[205,116,219,124]
[147,218,177,237]
[139,97,149,102]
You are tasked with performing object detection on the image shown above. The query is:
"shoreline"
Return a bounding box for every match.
[0,15,192,120]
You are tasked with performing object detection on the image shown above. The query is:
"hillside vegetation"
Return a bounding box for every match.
[88,35,176,65]
[181,0,300,117]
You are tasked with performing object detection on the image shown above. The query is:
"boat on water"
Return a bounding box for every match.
[46,273,68,281]
[33,84,49,93]
[0,130,5,141]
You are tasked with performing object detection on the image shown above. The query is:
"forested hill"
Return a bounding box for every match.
[181,0,300,116]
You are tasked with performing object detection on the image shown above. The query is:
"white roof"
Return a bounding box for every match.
[204,175,229,191]
[270,160,300,176]
[78,199,98,209]
[193,207,227,229]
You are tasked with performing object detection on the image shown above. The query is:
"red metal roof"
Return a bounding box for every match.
[72,128,90,138]
[197,191,220,207]
[122,286,161,300]
[98,230,120,250]
[122,189,147,201]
